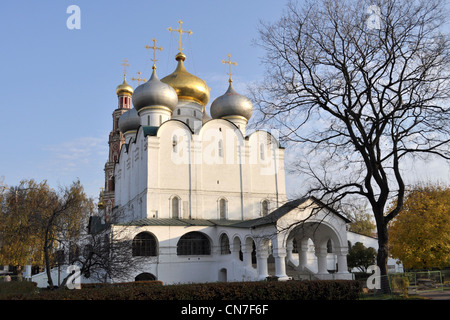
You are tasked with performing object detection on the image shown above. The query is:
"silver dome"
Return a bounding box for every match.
[132,69,178,112]
[118,108,140,133]
[210,83,253,121]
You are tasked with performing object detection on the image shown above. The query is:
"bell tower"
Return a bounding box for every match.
[102,58,134,222]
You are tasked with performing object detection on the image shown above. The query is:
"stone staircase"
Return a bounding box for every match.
[264,261,318,280]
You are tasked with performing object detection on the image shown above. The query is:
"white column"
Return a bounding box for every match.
[336,247,350,275]
[315,247,329,275]
[286,240,294,263]
[298,240,309,271]
[230,241,241,262]
[273,248,289,280]
[242,245,252,268]
[256,249,269,280]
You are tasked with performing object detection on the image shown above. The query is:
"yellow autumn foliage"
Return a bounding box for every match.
[388,184,450,269]
[0,179,92,267]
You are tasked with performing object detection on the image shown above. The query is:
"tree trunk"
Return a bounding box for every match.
[44,234,54,288]
[375,214,390,294]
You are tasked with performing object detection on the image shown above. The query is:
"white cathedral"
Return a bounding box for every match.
[95,27,356,285]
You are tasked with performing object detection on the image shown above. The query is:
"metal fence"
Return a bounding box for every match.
[360,270,447,299]
[403,271,444,294]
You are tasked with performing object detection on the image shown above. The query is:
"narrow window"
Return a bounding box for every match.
[260,143,265,160]
[219,198,227,219]
[172,196,180,218]
[262,200,269,216]
[218,140,223,157]
[172,135,178,152]
[177,109,181,115]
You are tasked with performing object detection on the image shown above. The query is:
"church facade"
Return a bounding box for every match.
[98,29,353,284]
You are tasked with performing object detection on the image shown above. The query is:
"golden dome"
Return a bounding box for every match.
[116,76,134,96]
[161,52,210,106]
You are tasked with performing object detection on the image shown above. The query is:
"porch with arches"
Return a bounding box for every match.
[217,197,353,281]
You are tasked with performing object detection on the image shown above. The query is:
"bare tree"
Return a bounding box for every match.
[251,0,450,290]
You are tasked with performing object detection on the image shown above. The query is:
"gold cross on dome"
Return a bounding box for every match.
[131,71,147,85]
[121,58,130,78]
[145,38,163,69]
[168,20,193,53]
[222,54,237,83]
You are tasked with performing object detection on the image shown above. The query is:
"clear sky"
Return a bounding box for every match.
[1,0,448,202]
[0,0,289,199]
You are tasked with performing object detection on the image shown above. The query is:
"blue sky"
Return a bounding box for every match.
[0,0,289,199]
[1,0,449,202]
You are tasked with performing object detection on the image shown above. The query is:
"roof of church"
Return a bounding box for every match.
[115,197,350,228]
[116,218,246,227]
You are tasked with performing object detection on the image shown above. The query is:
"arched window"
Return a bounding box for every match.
[177,232,211,255]
[219,198,227,219]
[172,196,180,218]
[132,232,158,257]
[135,272,156,281]
[220,234,231,255]
[261,200,269,216]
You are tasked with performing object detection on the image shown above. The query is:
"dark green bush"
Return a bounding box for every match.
[4,280,361,300]
[0,281,38,299]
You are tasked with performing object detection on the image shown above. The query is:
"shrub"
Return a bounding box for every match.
[4,280,361,300]
[0,281,38,299]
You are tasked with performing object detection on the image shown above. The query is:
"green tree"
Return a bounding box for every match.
[347,242,377,273]
[388,184,450,269]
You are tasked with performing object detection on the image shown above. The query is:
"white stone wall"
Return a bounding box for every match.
[114,119,287,223]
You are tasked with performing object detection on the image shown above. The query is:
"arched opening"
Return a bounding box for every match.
[132,232,158,257]
[285,222,344,279]
[171,196,180,218]
[232,236,242,261]
[220,233,231,255]
[218,268,227,282]
[177,232,211,255]
[135,272,156,281]
[219,198,227,219]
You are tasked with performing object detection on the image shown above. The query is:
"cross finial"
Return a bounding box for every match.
[145,38,163,70]
[121,58,130,79]
[222,54,237,84]
[168,20,193,53]
[131,71,147,85]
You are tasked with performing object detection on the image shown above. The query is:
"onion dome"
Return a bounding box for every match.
[116,76,134,96]
[132,68,178,113]
[210,82,253,121]
[161,52,210,106]
[118,108,140,134]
